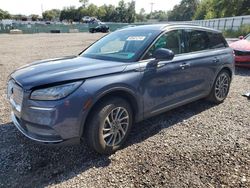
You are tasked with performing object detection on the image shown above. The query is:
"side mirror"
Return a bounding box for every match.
[239,36,244,40]
[152,48,175,61]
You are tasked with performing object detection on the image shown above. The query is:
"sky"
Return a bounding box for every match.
[0,0,181,16]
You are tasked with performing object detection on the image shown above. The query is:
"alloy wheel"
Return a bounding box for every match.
[215,73,230,101]
[102,107,129,147]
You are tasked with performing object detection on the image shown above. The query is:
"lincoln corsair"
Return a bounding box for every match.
[7,24,234,154]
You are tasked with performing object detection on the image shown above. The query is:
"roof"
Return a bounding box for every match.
[120,24,169,31]
[121,23,221,33]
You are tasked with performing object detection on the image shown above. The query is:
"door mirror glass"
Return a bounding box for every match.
[152,48,175,61]
[239,36,244,40]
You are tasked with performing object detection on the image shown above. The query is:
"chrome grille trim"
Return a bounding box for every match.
[13,84,23,107]
[8,80,24,112]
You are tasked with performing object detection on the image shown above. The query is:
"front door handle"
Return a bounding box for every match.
[157,63,166,68]
[180,63,190,69]
[213,57,220,63]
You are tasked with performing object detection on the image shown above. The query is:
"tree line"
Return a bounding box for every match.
[168,0,250,21]
[1,0,249,22]
[59,0,136,23]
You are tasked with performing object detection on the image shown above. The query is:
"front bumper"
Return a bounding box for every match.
[235,55,250,67]
[11,111,64,143]
[9,81,92,145]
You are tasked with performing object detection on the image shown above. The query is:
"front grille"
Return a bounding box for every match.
[234,50,250,56]
[12,84,24,107]
[7,79,14,99]
[8,79,24,111]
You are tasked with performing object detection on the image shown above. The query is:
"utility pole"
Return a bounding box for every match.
[41,4,44,16]
[150,2,155,13]
[133,0,137,13]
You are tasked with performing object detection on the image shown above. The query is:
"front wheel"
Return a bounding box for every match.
[208,70,231,103]
[85,97,133,154]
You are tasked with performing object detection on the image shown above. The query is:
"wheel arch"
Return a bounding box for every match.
[207,66,233,103]
[81,88,141,136]
[212,66,233,87]
[220,66,233,78]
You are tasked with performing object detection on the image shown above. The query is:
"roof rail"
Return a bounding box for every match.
[167,22,199,26]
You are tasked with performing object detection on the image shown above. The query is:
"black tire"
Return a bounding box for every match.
[208,70,231,104]
[85,97,133,154]
[89,29,95,33]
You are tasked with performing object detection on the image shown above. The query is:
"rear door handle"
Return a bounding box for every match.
[180,63,190,69]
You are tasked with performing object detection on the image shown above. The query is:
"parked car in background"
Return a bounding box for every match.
[82,16,91,23]
[89,24,109,33]
[230,33,250,68]
[89,18,101,24]
[83,16,100,24]
[7,24,234,154]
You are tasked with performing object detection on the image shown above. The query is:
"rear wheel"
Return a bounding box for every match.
[85,97,133,154]
[208,70,231,103]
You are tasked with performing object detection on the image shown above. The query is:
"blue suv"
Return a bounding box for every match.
[7,24,234,154]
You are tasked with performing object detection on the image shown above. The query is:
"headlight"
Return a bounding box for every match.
[30,81,83,101]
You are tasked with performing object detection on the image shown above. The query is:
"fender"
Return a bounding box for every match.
[79,85,144,136]
[92,85,143,120]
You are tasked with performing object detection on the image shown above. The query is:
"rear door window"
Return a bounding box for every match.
[185,30,210,52]
[185,29,228,53]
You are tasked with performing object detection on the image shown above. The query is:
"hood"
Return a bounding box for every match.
[230,39,250,51]
[11,56,128,90]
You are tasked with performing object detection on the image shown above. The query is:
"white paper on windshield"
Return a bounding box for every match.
[127,36,146,41]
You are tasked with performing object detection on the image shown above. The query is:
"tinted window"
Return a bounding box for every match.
[208,32,227,49]
[185,30,210,52]
[144,30,184,59]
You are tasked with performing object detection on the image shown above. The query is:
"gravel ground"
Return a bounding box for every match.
[0,33,249,188]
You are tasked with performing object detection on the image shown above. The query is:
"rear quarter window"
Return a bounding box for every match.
[208,32,228,49]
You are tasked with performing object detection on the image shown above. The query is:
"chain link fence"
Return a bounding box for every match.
[0,22,132,34]
[0,15,249,34]
[185,15,250,31]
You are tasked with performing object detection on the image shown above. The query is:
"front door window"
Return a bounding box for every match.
[144,30,184,59]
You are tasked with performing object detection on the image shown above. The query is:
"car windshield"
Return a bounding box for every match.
[81,29,159,62]
[245,34,250,41]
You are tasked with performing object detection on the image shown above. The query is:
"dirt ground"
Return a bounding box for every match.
[0,33,249,188]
